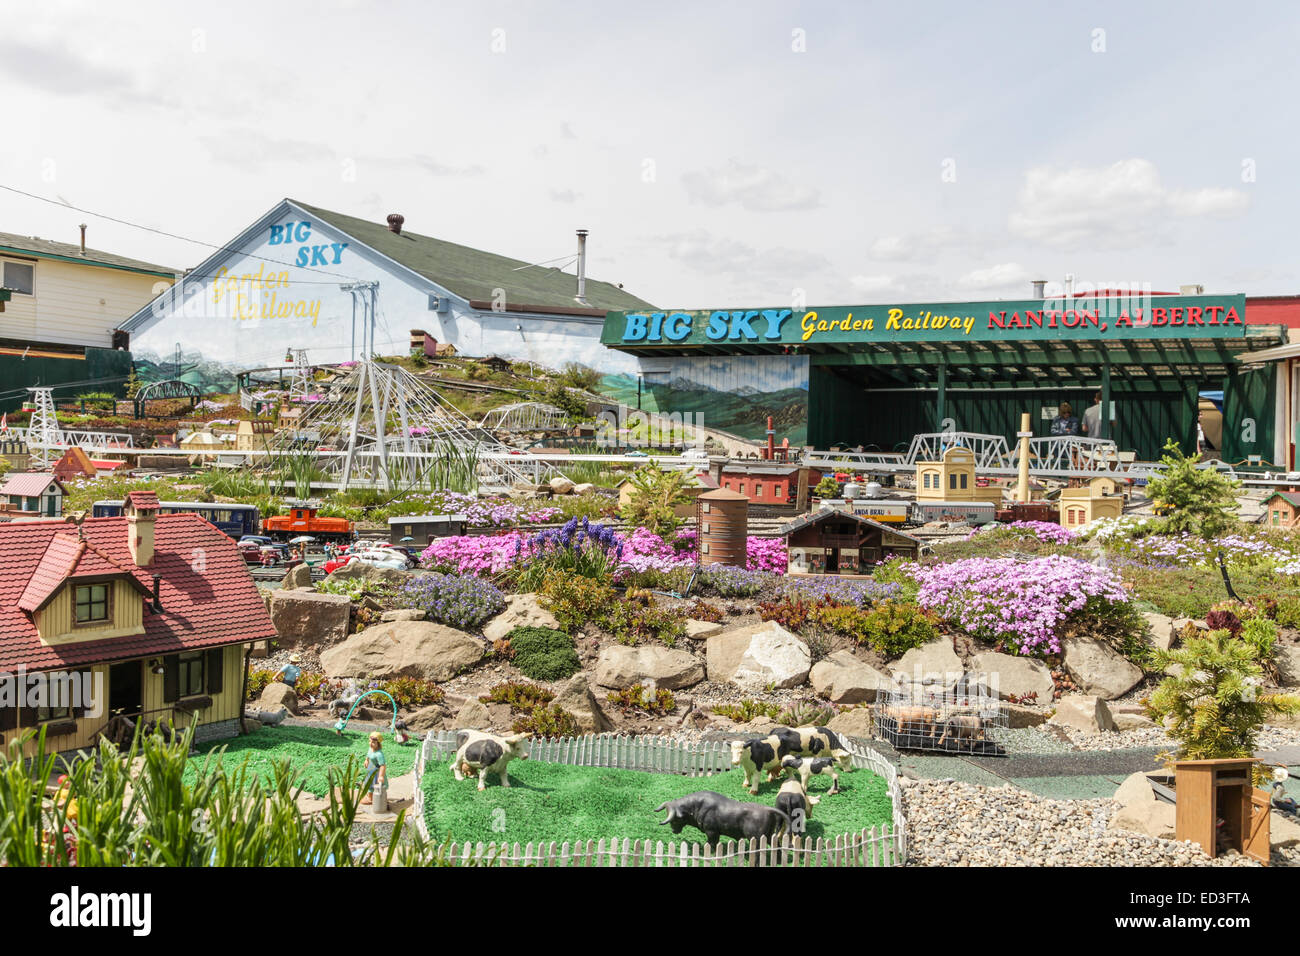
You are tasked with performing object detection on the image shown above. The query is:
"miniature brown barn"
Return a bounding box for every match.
[782,508,921,575]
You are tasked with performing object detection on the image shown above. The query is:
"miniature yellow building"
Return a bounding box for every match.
[915,447,1003,505]
[1058,479,1125,530]
[235,419,274,451]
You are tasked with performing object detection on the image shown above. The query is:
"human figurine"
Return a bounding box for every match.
[361,731,387,805]
[273,653,303,688]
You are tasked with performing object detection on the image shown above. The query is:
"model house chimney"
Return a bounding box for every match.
[124,493,158,567]
[386,214,404,235]
[1031,279,1047,299]
[575,229,588,305]
[150,573,162,612]
[79,224,87,255]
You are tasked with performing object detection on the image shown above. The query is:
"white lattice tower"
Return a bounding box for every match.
[26,387,64,466]
[287,349,313,403]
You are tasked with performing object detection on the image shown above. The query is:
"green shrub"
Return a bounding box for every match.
[606,684,676,716]
[809,599,938,658]
[687,600,725,623]
[480,681,555,711]
[777,700,836,727]
[618,466,693,536]
[378,676,445,709]
[601,598,685,647]
[507,626,582,681]
[710,699,782,723]
[1276,595,1300,629]
[247,669,275,699]
[537,569,615,633]
[511,703,579,737]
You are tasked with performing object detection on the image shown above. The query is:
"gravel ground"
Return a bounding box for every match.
[1033,722,1300,753]
[900,778,1258,867]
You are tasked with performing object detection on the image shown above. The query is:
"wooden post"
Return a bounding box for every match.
[796,465,810,513]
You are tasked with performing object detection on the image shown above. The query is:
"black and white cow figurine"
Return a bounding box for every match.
[769,725,853,773]
[656,791,790,848]
[451,730,529,791]
[730,734,786,794]
[781,754,843,795]
[774,776,817,833]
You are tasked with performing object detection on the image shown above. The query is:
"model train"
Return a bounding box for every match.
[818,497,999,526]
[91,498,355,542]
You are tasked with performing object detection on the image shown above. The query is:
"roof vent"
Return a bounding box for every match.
[386,214,405,235]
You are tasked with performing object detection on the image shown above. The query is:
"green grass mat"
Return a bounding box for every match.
[422,758,892,847]
[185,726,418,797]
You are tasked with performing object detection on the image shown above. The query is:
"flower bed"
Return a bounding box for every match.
[395,572,505,629]
[969,520,1077,545]
[909,555,1132,655]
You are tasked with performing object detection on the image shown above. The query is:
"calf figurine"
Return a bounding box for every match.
[730,734,786,794]
[781,754,843,795]
[451,730,530,791]
[769,725,853,773]
[657,791,790,848]
[774,776,817,834]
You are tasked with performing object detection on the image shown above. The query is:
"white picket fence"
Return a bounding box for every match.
[414,731,908,867]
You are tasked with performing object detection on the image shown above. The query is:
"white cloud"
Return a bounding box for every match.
[1008,159,1248,248]
[657,228,832,276]
[956,262,1031,291]
[847,274,901,294]
[867,226,984,263]
[681,160,821,212]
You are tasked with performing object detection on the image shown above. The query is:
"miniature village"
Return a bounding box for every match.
[4,346,1300,869]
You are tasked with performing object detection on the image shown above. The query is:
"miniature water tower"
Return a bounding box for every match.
[696,487,748,566]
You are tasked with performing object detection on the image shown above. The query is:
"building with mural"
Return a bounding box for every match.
[600,291,1291,464]
[0,229,175,412]
[117,199,653,392]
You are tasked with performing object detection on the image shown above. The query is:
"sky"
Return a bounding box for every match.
[1,0,1297,311]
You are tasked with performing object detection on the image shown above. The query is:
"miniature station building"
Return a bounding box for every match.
[387,513,469,546]
[0,472,66,517]
[782,509,922,576]
[235,419,274,451]
[0,491,274,755]
[1058,476,1126,530]
[600,290,1289,464]
[914,446,1004,506]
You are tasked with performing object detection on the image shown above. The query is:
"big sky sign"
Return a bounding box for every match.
[602,293,1249,348]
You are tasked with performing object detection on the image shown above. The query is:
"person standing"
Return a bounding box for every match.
[1050,402,1080,436]
[361,731,387,806]
[1082,392,1103,438]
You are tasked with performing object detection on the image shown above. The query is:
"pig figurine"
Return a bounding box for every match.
[451,730,530,791]
[656,791,790,848]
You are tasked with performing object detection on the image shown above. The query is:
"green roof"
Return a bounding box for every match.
[0,230,177,277]
[290,200,655,315]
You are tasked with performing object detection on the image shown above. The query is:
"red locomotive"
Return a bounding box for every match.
[262,500,355,543]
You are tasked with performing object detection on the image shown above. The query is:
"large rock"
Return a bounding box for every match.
[319,620,484,681]
[893,638,963,688]
[269,589,352,647]
[258,681,300,716]
[1113,712,1158,731]
[810,650,893,704]
[326,562,407,587]
[281,563,312,589]
[454,699,492,731]
[1275,645,1300,687]
[548,476,575,495]
[572,483,596,495]
[380,609,427,622]
[706,621,810,692]
[405,703,449,732]
[1004,703,1050,728]
[483,593,561,643]
[594,645,705,690]
[684,619,723,639]
[1049,693,1115,733]
[1061,637,1144,699]
[1141,612,1177,653]
[1272,811,1300,849]
[553,674,615,733]
[967,651,1055,704]
[1109,772,1177,841]
[827,706,875,740]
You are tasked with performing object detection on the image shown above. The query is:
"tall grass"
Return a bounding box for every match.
[423,440,479,494]
[0,724,459,867]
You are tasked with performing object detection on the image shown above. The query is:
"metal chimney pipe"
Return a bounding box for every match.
[79,224,87,255]
[1031,279,1047,299]
[386,214,404,235]
[576,229,588,304]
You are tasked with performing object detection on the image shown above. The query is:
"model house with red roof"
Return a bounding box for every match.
[0,490,275,754]
[51,446,98,481]
[0,472,66,517]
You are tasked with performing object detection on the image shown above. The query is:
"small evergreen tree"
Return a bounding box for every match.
[1145,619,1300,763]
[1144,439,1243,599]
[814,475,840,498]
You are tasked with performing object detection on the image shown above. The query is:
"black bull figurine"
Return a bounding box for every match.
[657,791,790,847]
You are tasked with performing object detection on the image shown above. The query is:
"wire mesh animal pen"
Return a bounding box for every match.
[874,679,1009,756]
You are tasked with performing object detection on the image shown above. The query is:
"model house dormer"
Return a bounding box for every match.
[18,527,150,646]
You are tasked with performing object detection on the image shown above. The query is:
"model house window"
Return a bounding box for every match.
[35,673,74,723]
[960,474,968,489]
[755,483,764,499]
[949,474,957,490]
[774,483,784,498]
[738,482,746,495]
[74,584,109,624]
[177,652,205,698]
[1,260,34,295]
[1274,510,1282,525]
